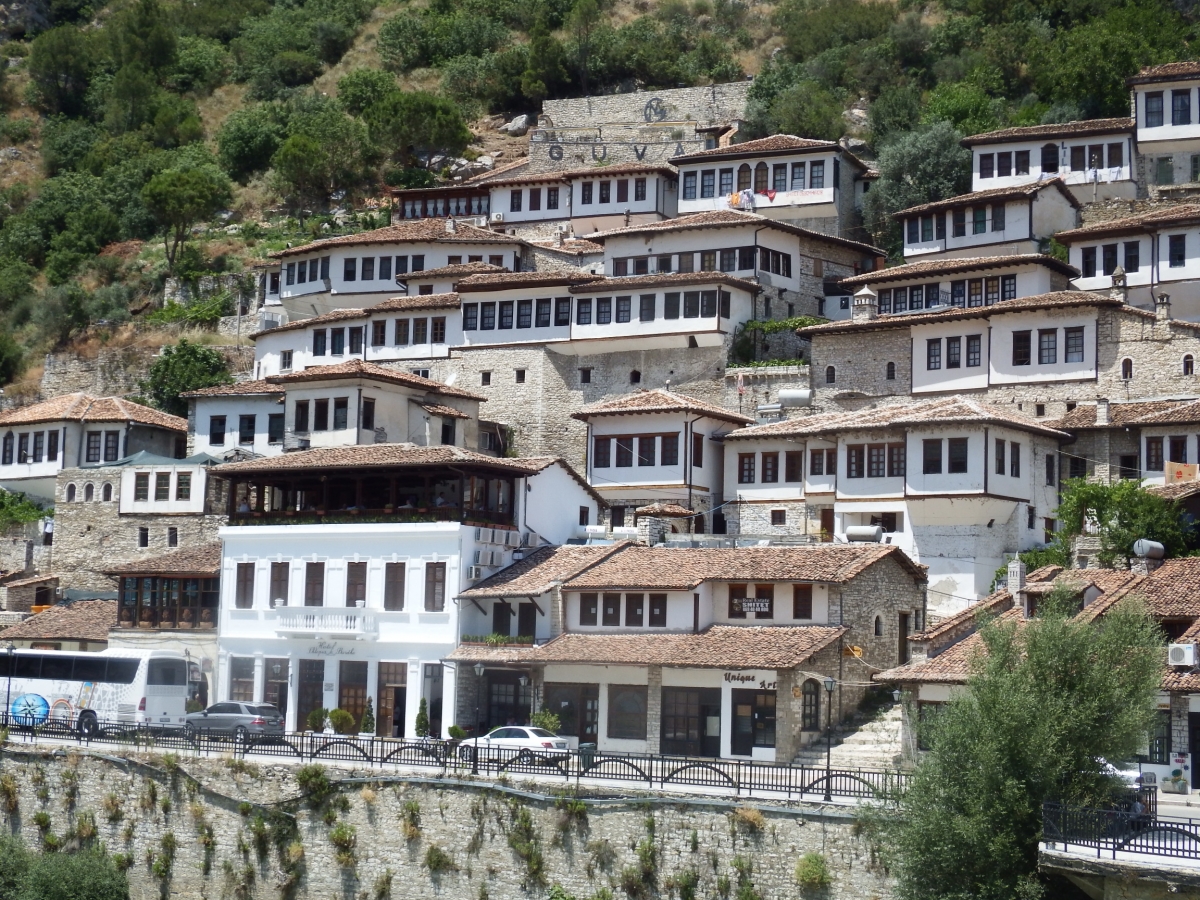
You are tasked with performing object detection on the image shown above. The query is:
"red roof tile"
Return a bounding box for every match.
[1056,205,1200,241]
[573,389,755,426]
[1129,62,1200,85]
[0,393,186,432]
[103,543,222,576]
[270,221,518,258]
[838,254,1078,286]
[180,380,284,399]
[671,135,840,164]
[962,118,1134,146]
[211,444,565,477]
[0,600,117,642]
[894,178,1080,217]
[459,544,628,599]
[265,359,485,401]
[568,272,761,293]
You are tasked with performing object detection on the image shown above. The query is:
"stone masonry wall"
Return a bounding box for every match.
[541,83,751,129]
[0,749,895,900]
[37,343,254,402]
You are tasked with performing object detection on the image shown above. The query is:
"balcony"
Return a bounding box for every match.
[274,608,379,639]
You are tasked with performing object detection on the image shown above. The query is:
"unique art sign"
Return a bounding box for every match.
[723,672,778,691]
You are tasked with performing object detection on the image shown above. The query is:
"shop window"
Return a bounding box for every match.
[801,680,820,730]
[607,685,648,740]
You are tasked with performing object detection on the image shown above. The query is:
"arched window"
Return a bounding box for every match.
[753,162,769,193]
[1041,143,1059,174]
[886,362,896,381]
[825,366,836,384]
[736,164,751,191]
[630,370,641,384]
[801,680,820,731]
[874,615,883,636]
[84,483,94,502]
[66,483,76,502]
[101,483,112,501]
[1185,354,1194,376]
[1121,358,1134,380]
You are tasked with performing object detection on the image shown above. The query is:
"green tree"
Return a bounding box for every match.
[566,0,602,96]
[887,588,1162,899]
[774,0,897,63]
[0,490,42,530]
[336,68,397,116]
[0,331,22,387]
[362,90,471,168]
[868,83,921,147]
[270,134,329,222]
[217,105,285,183]
[137,339,232,417]
[110,0,178,74]
[521,14,568,104]
[922,80,1004,136]
[1053,477,1194,567]
[764,79,846,141]
[141,164,232,272]
[104,65,160,135]
[27,26,95,116]
[415,697,430,737]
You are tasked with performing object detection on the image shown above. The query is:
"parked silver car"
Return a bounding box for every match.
[184,702,284,742]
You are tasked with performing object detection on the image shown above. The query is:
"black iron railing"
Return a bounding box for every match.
[1042,799,1200,862]
[0,718,910,800]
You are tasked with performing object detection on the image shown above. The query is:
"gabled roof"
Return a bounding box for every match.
[405,262,507,280]
[0,600,118,642]
[181,380,284,399]
[265,359,485,401]
[458,543,628,599]
[798,291,1114,336]
[1046,400,1187,431]
[589,210,886,257]
[572,389,755,426]
[455,272,604,292]
[567,272,761,293]
[1055,205,1200,241]
[529,238,605,256]
[560,543,926,591]
[671,134,842,164]
[894,178,1080,218]
[270,221,518,259]
[0,393,186,432]
[1128,62,1200,86]
[837,254,1078,287]
[961,118,1134,146]
[876,608,1026,684]
[250,293,461,338]
[103,543,222,576]
[1123,398,1200,426]
[211,444,566,477]
[725,396,1069,441]
[83,450,222,468]
[480,163,677,188]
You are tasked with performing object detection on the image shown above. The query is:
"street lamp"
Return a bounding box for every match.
[472,663,485,775]
[822,676,836,802]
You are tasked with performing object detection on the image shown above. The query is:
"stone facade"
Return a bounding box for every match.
[722,498,813,537]
[0,750,896,900]
[541,83,751,129]
[37,343,254,403]
[0,574,56,611]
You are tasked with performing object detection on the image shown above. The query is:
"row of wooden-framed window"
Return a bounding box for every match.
[681,159,831,199]
[133,471,192,502]
[2,429,61,465]
[208,414,285,446]
[728,583,815,620]
[593,432,703,468]
[736,450,804,484]
[612,249,790,279]
[233,561,445,611]
[976,142,1124,178]
[925,335,984,370]
[905,204,1006,244]
[1146,436,1193,471]
[578,177,648,205]
[579,592,668,627]
[293,397,376,433]
[878,275,1016,313]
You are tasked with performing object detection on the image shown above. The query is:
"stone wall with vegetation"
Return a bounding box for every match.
[0,747,895,900]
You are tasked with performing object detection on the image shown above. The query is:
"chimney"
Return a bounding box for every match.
[852,286,879,322]
[1007,558,1027,613]
[445,218,457,234]
[1109,266,1127,303]
[553,229,563,248]
[1157,292,1172,322]
[1095,398,1109,426]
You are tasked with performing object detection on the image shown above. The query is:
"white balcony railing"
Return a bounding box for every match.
[274,609,379,639]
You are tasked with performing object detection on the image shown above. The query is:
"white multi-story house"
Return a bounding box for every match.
[448,541,927,760]
[961,119,1137,201]
[0,394,187,502]
[187,360,487,459]
[210,444,601,736]
[721,396,1065,611]
[828,254,1078,321]
[265,220,522,322]
[897,180,1079,261]
[670,135,866,237]
[572,389,754,534]
[1129,61,1200,195]
[1056,205,1200,319]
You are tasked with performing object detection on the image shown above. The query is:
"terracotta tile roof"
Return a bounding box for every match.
[211,443,560,477]
[573,389,754,426]
[518,456,608,507]
[459,544,629,599]
[0,393,186,432]
[1116,557,1200,618]
[270,221,518,258]
[445,643,542,664]
[877,608,1026,684]
[415,401,469,420]
[588,210,886,257]
[1125,398,1200,425]
[458,159,533,185]
[406,263,508,280]
[180,380,284,399]
[911,589,1014,643]
[250,294,461,337]
[568,272,762,293]
[527,624,845,669]
[456,272,604,292]
[2,574,57,588]
[1056,205,1200,241]
[837,254,1078,286]
[103,543,222,576]
[482,163,677,188]
[671,135,840,164]
[798,291,1116,336]
[1129,62,1200,85]
[1046,400,1186,431]
[265,359,486,401]
[561,543,926,590]
[529,239,605,255]
[0,600,118,642]
[962,118,1134,146]
[894,178,1080,217]
[725,396,1069,440]
[1147,482,1200,501]
[634,503,694,517]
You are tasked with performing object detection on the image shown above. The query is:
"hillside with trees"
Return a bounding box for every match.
[0,0,1193,398]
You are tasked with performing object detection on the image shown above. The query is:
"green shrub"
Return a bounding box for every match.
[306,708,328,732]
[329,821,357,867]
[359,700,375,735]
[795,852,831,887]
[415,698,430,737]
[295,764,333,807]
[424,843,458,874]
[448,724,467,740]
[327,708,356,735]
[530,709,561,733]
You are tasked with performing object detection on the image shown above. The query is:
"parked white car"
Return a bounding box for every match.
[457,726,570,763]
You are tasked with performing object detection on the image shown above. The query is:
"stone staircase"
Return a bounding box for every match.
[792,703,906,770]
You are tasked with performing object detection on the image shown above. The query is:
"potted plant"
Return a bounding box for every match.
[306,707,328,733]
[328,708,356,736]
[415,698,430,739]
[359,700,376,739]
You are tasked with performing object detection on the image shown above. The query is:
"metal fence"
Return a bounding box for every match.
[0,718,910,800]
[1043,800,1200,862]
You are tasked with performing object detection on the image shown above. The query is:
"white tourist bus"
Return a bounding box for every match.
[1,648,189,735]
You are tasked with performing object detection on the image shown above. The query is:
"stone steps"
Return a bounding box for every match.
[792,704,905,770]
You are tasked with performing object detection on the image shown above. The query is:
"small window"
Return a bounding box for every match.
[515,369,526,384]
[138,526,149,548]
[1186,355,1195,376]
[825,366,835,384]
[101,482,112,501]
[481,371,491,386]
[66,483,76,502]
[948,438,969,474]
[771,509,786,526]
[579,368,591,384]
[886,362,895,381]
[630,370,641,384]
[1122,358,1133,380]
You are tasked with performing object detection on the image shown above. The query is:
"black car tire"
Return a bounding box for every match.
[184,724,198,743]
[517,748,533,764]
[234,726,249,744]
[76,711,98,738]
[458,745,476,763]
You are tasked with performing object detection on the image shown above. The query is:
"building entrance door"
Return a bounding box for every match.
[297,659,325,731]
[819,509,834,542]
[731,689,777,756]
[338,660,368,728]
[378,662,407,737]
[661,687,722,757]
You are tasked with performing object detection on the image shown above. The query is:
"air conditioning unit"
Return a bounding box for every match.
[521,531,537,547]
[467,565,485,580]
[473,549,488,565]
[490,212,505,224]
[1170,643,1196,666]
[489,550,506,566]
[504,530,521,548]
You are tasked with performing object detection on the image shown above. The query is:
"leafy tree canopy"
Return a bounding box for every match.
[137,338,232,417]
[1053,477,1196,567]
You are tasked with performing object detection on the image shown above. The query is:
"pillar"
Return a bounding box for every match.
[252,654,265,704]
[286,654,300,732]
[775,668,797,763]
[1172,693,1190,766]
[216,650,230,702]
[646,666,662,755]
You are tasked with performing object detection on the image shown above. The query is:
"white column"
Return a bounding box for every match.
[407,658,421,737]
[286,654,300,732]
[216,651,230,702]
[253,654,265,704]
[441,662,456,737]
